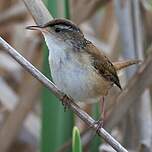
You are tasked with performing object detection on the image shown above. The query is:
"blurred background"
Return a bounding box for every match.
[0,0,152,152]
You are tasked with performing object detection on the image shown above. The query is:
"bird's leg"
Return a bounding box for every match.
[95,96,105,135]
[60,94,70,111]
[101,96,105,124]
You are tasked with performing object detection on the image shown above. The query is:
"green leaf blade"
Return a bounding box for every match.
[72,126,82,152]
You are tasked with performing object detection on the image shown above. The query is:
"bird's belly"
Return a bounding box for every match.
[49,58,111,103]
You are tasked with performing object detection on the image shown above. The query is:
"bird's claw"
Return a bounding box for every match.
[92,119,104,136]
[61,94,70,111]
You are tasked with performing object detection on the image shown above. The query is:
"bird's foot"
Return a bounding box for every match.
[93,119,104,136]
[60,94,70,111]
[90,96,105,135]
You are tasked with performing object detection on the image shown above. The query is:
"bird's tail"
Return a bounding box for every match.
[113,59,141,71]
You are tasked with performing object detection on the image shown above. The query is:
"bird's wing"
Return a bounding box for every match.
[85,40,122,90]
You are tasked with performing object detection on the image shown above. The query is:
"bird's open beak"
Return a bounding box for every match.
[26,25,47,33]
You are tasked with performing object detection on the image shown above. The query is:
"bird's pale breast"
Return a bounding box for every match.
[44,33,111,103]
[49,49,111,103]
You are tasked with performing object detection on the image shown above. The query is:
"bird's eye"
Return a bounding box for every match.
[54,27,61,33]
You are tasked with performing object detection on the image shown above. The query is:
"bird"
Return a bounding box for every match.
[26,18,140,132]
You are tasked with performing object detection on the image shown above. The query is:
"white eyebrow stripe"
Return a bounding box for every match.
[55,25,72,30]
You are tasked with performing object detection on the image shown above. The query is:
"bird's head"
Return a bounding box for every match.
[26,19,85,48]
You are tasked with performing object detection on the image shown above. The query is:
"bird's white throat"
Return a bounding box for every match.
[43,33,68,60]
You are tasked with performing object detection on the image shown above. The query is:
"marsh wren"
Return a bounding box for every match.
[27,19,140,130]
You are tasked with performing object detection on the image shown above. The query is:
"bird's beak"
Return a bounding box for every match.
[26,25,47,33]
